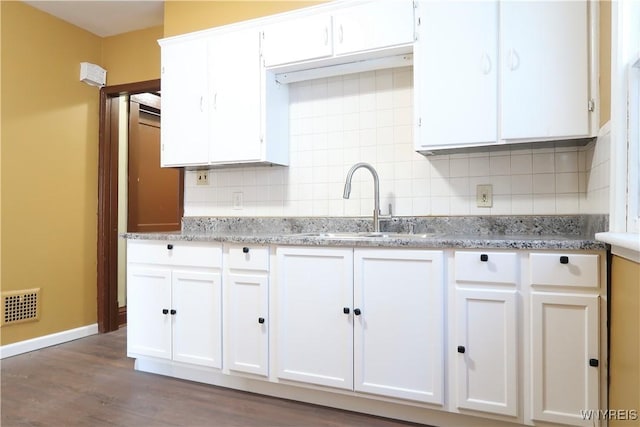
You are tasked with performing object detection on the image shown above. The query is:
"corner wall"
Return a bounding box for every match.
[0,2,102,345]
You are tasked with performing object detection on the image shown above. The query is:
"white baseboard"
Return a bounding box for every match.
[0,323,99,359]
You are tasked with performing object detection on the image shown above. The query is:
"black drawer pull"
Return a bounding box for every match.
[170,309,177,315]
[167,244,174,250]
[354,308,362,316]
[589,358,599,367]
[242,247,250,254]
[560,256,569,264]
[258,317,265,324]
[457,345,466,354]
[162,309,169,315]
[480,254,488,262]
[343,307,350,314]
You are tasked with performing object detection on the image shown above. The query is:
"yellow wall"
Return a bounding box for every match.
[102,26,163,85]
[610,255,640,425]
[0,1,102,344]
[163,1,324,36]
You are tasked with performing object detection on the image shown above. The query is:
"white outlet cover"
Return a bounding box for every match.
[476,184,493,208]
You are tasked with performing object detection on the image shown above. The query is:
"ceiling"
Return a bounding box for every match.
[23,1,164,37]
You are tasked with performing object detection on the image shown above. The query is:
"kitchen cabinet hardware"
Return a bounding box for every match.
[343,307,350,314]
[170,309,177,315]
[589,358,599,367]
[457,345,466,354]
[480,254,489,262]
[258,317,265,324]
[560,255,569,264]
[354,308,362,316]
[243,247,250,254]
[162,309,169,315]
[167,244,173,250]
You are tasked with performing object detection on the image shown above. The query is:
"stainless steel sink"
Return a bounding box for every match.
[290,232,436,240]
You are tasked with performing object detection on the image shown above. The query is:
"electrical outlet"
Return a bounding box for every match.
[196,170,209,186]
[232,192,243,210]
[476,184,493,208]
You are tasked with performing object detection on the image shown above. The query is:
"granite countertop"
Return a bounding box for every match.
[122,215,609,251]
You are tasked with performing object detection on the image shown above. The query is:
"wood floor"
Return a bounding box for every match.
[1,328,429,427]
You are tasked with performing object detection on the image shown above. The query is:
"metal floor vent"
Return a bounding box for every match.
[2,288,41,326]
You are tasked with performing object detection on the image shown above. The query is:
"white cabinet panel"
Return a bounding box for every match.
[455,289,517,416]
[455,251,518,285]
[353,249,444,404]
[500,1,590,140]
[227,273,269,376]
[127,240,222,268]
[276,247,354,390]
[127,266,172,360]
[333,1,415,56]
[160,37,209,167]
[415,0,498,148]
[531,292,599,426]
[530,253,599,288]
[172,270,222,368]
[262,14,333,67]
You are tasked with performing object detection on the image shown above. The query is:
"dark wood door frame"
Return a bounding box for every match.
[97,79,161,333]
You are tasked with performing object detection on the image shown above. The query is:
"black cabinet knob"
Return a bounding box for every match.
[480,254,489,262]
[258,317,265,324]
[354,308,362,316]
[162,309,169,315]
[589,358,599,367]
[457,345,466,354]
[242,247,250,253]
[167,244,174,250]
[170,309,177,315]
[343,307,350,314]
[560,256,569,264]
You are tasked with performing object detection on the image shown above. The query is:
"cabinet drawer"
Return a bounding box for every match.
[127,240,221,268]
[530,253,599,288]
[227,245,269,271]
[455,251,518,285]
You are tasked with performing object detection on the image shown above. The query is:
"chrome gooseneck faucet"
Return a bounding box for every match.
[343,162,381,232]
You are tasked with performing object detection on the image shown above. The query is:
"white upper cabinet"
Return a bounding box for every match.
[261,0,415,74]
[415,0,498,148]
[500,1,590,141]
[160,36,210,167]
[262,14,333,67]
[415,0,595,152]
[209,28,262,164]
[332,1,415,56]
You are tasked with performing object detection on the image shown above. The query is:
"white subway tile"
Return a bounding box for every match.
[532,173,556,194]
[532,152,555,174]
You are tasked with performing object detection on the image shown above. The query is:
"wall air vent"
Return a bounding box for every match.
[1,288,41,326]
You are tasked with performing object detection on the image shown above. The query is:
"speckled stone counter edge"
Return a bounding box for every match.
[122,215,609,251]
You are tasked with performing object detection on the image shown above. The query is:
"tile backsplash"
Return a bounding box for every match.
[184,67,610,217]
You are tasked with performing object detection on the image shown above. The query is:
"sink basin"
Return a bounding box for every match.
[291,232,436,240]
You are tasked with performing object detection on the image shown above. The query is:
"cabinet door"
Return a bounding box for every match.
[209,29,262,164]
[160,37,210,166]
[276,247,354,390]
[227,273,269,376]
[353,249,444,404]
[501,1,590,140]
[531,292,599,426]
[455,289,517,416]
[333,0,414,56]
[171,270,222,368]
[262,14,333,67]
[415,1,498,149]
[127,266,172,360]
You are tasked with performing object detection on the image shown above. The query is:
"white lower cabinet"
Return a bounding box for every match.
[276,247,354,389]
[126,241,223,369]
[455,288,518,416]
[225,245,270,377]
[276,247,444,405]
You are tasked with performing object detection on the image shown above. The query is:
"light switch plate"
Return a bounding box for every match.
[232,192,243,210]
[196,171,209,185]
[476,184,493,208]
